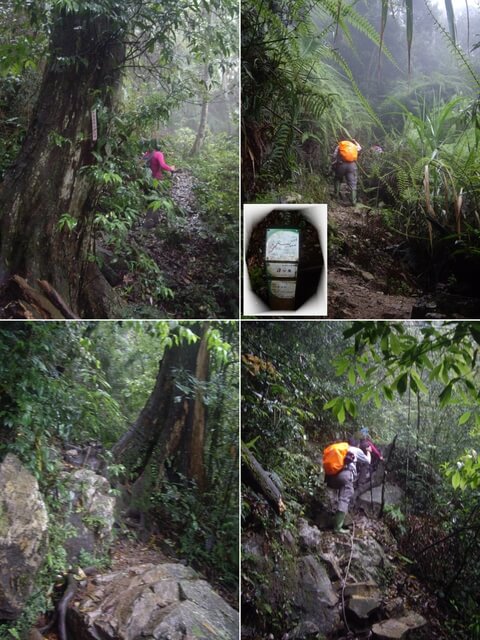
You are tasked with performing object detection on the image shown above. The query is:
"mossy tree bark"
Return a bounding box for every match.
[0,9,125,317]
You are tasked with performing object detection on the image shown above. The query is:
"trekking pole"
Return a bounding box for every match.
[379,434,398,518]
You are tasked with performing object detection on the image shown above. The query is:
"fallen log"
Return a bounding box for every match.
[37,280,79,319]
[0,275,76,319]
[241,443,286,515]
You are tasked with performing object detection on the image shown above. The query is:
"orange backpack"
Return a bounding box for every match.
[323,442,350,475]
[338,140,358,162]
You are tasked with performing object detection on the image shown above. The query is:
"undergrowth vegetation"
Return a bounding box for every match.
[0,321,239,637]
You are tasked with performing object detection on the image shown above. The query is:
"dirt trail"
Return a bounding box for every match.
[126,170,227,317]
[328,201,420,319]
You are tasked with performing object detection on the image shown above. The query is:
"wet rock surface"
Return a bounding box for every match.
[358,483,404,514]
[0,454,49,619]
[243,500,444,640]
[298,518,322,549]
[68,563,239,640]
[60,468,115,563]
[372,610,427,638]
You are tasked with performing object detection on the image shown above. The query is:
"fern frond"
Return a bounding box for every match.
[424,0,480,89]
[326,47,383,131]
[313,0,400,71]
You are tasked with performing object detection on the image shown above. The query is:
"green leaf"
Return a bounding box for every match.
[323,398,338,410]
[452,470,461,489]
[379,0,388,62]
[406,0,413,75]
[347,367,356,385]
[439,383,453,408]
[410,370,428,394]
[361,389,374,403]
[356,363,366,381]
[335,358,350,376]
[345,398,357,418]
[383,385,394,401]
[470,326,480,346]
[343,324,365,339]
[444,0,456,45]
[396,372,408,395]
[458,411,471,426]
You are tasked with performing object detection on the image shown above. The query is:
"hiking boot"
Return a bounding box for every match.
[351,189,357,206]
[333,511,347,532]
[334,181,340,199]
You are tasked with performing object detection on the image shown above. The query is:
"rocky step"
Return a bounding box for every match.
[68,562,239,640]
[372,611,427,639]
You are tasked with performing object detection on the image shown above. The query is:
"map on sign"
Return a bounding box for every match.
[265,228,299,262]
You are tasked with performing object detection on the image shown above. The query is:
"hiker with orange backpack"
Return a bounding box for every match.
[332,138,362,206]
[323,438,371,532]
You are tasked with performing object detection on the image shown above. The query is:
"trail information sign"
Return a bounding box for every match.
[265,227,300,310]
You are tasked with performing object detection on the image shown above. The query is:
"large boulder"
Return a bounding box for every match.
[0,454,48,619]
[68,563,239,640]
[345,582,382,621]
[358,484,404,514]
[298,518,322,550]
[242,529,342,639]
[350,536,393,584]
[292,555,340,636]
[60,468,115,563]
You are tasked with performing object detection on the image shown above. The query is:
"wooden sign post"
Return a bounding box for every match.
[265,228,300,311]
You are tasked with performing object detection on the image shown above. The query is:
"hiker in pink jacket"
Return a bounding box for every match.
[144,149,176,180]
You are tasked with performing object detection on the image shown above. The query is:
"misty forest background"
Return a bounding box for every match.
[0,0,238,320]
[242,1,480,317]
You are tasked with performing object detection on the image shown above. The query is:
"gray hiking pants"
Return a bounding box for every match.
[335,161,358,191]
[326,468,354,513]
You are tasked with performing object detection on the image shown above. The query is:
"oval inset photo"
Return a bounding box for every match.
[244,205,327,316]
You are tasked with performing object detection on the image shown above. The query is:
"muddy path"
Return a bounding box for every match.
[328,201,420,319]
[121,169,235,318]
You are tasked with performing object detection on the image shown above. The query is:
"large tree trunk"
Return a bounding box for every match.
[0,9,125,317]
[175,324,209,491]
[113,324,210,490]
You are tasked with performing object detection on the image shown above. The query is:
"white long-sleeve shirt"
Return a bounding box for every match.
[346,445,370,479]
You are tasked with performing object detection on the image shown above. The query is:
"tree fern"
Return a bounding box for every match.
[314,0,399,69]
